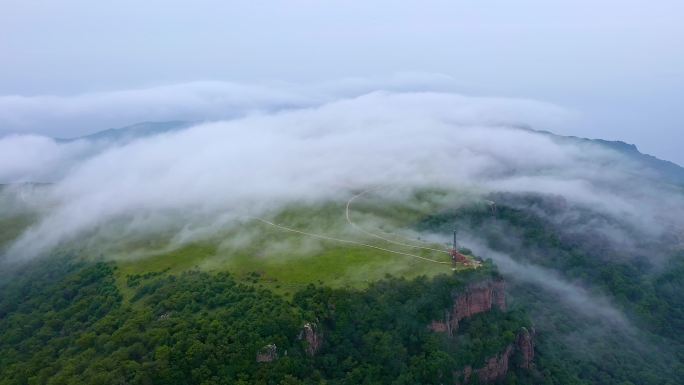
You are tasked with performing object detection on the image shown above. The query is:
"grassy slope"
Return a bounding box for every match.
[0,188,477,298]
[115,223,458,298]
[114,195,474,297]
[0,216,34,250]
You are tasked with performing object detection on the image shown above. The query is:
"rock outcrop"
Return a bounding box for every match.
[429,279,507,336]
[428,278,535,383]
[256,344,278,363]
[515,327,535,369]
[428,320,449,333]
[452,279,506,330]
[299,322,323,356]
[455,328,535,384]
[469,345,514,383]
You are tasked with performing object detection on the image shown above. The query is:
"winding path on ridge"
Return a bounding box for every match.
[252,189,453,265]
[345,189,450,255]
[254,218,451,265]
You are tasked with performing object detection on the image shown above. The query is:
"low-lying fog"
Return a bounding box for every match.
[0,80,682,264]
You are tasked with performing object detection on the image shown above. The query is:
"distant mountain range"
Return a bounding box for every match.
[56,121,192,144]
[533,129,684,186]
[53,121,684,187]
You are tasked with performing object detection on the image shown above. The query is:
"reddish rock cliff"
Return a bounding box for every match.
[428,279,507,336]
[428,320,449,333]
[300,322,323,356]
[451,279,506,331]
[428,278,535,384]
[256,344,278,363]
[515,327,535,369]
[472,345,513,383]
[455,328,535,384]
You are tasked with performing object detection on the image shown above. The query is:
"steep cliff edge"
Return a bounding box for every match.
[430,278,535,384]
[299,322,323,356]
[452,278,506,327]
[457,328,536,383]
[515,327,535,370]
[461,344,513,384]
[429,278,507,336]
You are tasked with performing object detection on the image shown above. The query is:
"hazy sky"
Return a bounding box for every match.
[1,0,683,163]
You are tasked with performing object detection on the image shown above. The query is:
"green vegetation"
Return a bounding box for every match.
[3,190,683,384]
[0,257,529,385]
[0,215,35,250]
[113,200,459,296]
[418,197,684,384]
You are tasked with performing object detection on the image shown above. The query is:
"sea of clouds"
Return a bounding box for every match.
[0,76,682,262]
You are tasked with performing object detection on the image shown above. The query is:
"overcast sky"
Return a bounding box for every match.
[1,0,682,164]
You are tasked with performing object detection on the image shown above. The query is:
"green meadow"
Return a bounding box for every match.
[0,187,480,298]
[113,191,478,297]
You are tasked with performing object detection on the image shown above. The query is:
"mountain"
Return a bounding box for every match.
[588,138,684,186]
[534,128,684,186]
[1,123,684,384]
[64,121,684,186]
[56,121,192,144]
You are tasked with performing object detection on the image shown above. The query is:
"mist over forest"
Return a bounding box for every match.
[2,2,683,384]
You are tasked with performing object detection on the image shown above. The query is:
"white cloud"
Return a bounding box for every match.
[0,86,681,261]
[465,239,632,328]
[0,81,319,137]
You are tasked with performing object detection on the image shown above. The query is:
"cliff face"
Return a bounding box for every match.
[456,328,535,384]
[256,344,278,363]
[429,278,534,384]
[469,345,513,383]
[453,279,506,331]
[299,322,323,356]
[429,279,507,337]
[515,327,535,369]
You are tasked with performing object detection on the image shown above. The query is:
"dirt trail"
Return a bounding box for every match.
[345,190,450,254]
[254,217,451,265]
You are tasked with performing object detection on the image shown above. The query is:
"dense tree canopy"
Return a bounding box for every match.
[418,198,684,384]
[2,196,683,384]
[0,258,529,385]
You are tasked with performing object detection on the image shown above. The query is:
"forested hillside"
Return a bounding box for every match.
[419,196,684,384]
[0,258,533,385]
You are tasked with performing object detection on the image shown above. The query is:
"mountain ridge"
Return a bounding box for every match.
[55,120,192,144]
[539,130,684,185]
[60,121,684,185]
